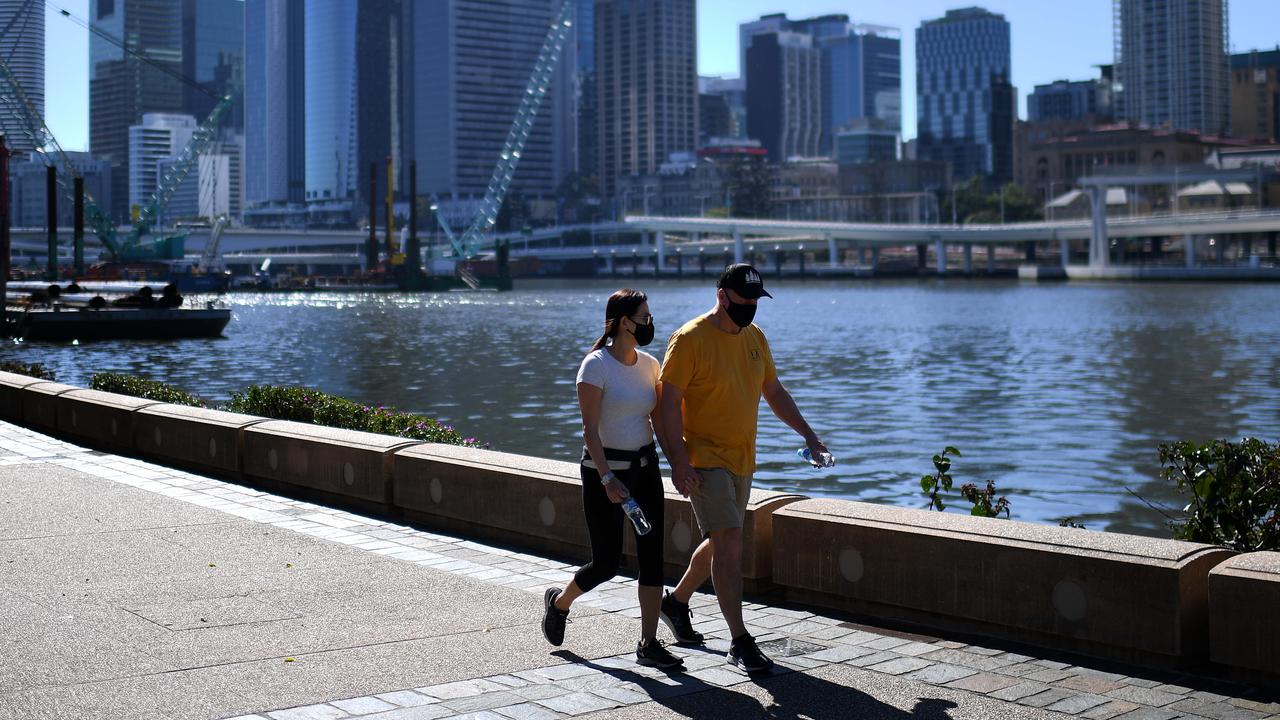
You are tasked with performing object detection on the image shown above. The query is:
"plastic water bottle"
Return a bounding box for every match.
[797,447,836,468]
[622,497,653,535]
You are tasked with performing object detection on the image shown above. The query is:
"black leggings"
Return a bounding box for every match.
[573,446,666,591]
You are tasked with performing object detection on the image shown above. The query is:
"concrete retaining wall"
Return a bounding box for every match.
[56,389,160,452]
[3,377,1264,675]
[1209,552,1280,680]
[134,405,266,477]
[243,420,421,512]
[772,499,1235,668]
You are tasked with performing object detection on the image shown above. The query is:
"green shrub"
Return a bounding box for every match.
[226,384,482,447]
[1160,438,1280,552]
[0,361,56,380]
[89,372,204,407]
[921,446,1011,518]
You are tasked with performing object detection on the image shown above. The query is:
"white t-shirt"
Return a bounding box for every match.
[576,348,660,451]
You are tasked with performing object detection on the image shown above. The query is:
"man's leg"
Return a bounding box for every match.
[708,526,746,639]
[671,536,713,603]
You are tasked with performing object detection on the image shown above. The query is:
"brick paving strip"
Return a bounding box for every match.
[1,421,1277,720]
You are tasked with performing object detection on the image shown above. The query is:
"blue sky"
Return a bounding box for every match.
[43,0,1280,152]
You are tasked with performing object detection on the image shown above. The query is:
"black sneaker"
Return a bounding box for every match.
[636,638,685,669]
[659,591,704,645]
[542,587,569,646]
[728,633,774,673]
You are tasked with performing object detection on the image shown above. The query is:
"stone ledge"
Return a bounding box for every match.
[56,389,161,452]
[0,370,49,423]
[20,380,80,433]
[134,404,267,477]
[772,499,1235,668]
[243,420,422,510]
[1209,552,1280,680]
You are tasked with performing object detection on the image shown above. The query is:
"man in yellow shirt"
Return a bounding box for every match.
[658,263,830,673]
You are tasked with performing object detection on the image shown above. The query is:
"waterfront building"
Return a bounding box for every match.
[595,0,698,201]
[0,0,44,153]
[1028,68,1114,123]
[7,152,112,228]
[243,0,306,218]
[127,113,197,216]
[158,130,241,225]
[1231,49,1280,143]
[182,0,244,131]
[746,32,823,162]
[616,153,728,217]
[835,120,899,164]
[699,94,732,148]
[90,0,185,222]
[741,14,902,152]
[915,7,1014,185]
[1014,120,1236,213]
[1114,0,1229,136]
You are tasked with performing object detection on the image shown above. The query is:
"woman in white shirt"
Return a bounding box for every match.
[540,288,683,669]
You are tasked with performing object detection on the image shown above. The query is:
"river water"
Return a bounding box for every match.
[6,278,1279,537]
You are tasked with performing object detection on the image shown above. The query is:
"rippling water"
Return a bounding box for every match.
[6,278,1279,536]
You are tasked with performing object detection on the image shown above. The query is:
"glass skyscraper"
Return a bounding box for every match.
[244,0,305,209]
[915,7,1014,184]
[0,0,44,153]
[182,0,244,130]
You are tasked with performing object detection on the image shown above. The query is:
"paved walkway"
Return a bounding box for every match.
[0,420,1276,720]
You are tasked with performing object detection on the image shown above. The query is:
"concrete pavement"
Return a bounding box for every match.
[0,420,1276,720]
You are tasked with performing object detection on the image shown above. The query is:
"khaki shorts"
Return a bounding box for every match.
[688,467,753,538]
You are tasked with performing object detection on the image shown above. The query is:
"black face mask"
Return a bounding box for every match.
[724,298,757,328]
[629,321,655,346]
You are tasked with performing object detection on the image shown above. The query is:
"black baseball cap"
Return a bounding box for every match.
[717,263,773,299]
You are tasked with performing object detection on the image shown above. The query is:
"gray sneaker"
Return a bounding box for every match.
[728,633,774,673]
[636,638,685,670]
[542,588,569,646]
[659,591,704,645]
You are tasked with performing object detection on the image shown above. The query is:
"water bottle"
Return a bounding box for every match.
[622,497,653,535]
[797,447,836,468]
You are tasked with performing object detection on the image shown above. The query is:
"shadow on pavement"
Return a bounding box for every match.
[553,649,962,719]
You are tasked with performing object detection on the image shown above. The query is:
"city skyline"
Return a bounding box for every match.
[35,0,1280,153]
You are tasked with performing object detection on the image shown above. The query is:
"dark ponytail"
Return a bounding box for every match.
[591,288,647,351]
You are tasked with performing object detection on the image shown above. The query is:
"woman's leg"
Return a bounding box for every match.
[631,459,667,641]
[561,464,624,608]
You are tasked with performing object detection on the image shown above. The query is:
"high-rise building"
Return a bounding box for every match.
[1114,0,1229,135]
[0,0,44,153]
[835,120,898,164]
[595,0,698,201]
[303,0,411,225]
[1231,49,1280,142]
[1028,69,1114,122]
[90,0,185,221]
[182,0,244,131]
[160,131,241,224]
[411,0,567,207]
[700,76,747,140]
[128,113,197,213]
[916,7,1015,183]
[746,32,823,161]
[560,0,595,181]
[740,14,902,153]
[244,0,305,209]
[8,152,112,228]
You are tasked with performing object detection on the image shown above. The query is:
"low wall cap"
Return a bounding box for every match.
[779,498,1227,564]
[139,403,264,426]
[0,370,49,388]
[1212,551,1280,576]
[249,419,421,451]
[397,443,580,478]
[63,388,161,410]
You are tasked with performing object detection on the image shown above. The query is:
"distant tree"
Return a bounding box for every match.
[724,155,773,218]
[943,177,1043,225]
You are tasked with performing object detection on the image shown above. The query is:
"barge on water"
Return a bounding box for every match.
[3,281,231,341]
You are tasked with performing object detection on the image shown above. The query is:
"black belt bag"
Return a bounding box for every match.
[581,442,658,473]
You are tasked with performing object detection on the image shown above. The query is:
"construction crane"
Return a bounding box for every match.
[0,3,234,264]
[434,0,575,259]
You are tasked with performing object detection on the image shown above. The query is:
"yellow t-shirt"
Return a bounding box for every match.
[660,314,777,476]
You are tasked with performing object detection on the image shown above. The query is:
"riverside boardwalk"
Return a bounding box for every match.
[1,420,1277,720]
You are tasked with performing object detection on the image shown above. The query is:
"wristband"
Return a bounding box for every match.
[600,471,617,486]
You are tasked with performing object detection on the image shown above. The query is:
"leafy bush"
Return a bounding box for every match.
[0,361,56,380]
[1160,438,1280,552]
[921,446,1011,518]
[226,384,482,447]
[89,372,204,407]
